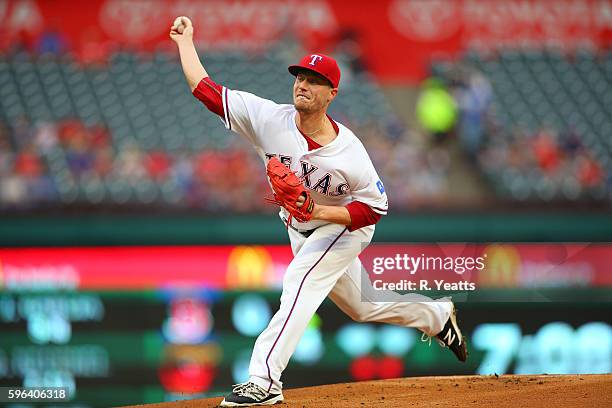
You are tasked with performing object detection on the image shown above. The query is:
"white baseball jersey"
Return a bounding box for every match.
[218,87,388,230]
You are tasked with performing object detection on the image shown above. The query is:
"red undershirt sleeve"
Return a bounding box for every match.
[192,77,224,117]
[345,201,383,231]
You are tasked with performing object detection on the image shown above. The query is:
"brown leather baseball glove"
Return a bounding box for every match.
[266,157,315,223]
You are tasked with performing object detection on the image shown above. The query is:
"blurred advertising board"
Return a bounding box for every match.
[0,246,293,291]
[1,0,611,82]
[359,244,612,296]
[0,244,610,291]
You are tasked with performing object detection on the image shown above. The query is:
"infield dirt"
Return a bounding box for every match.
[124,374,611,407]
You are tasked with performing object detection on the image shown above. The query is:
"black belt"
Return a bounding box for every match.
[283,217,316,238]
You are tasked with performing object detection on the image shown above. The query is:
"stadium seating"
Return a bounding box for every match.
[433,48,611,201]
[2,47,610,209]
[0,50,399,209]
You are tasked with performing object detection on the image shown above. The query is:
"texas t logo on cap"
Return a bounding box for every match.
[309,55,323,66]
[288,53,341,88]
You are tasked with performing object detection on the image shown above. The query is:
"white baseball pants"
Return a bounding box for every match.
[247,222,452,394]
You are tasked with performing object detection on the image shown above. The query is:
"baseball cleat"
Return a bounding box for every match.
[435,304,468,362]
[219,382,284,407]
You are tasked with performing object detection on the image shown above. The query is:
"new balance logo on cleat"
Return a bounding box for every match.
[435,304,468,362]
[220,382,284,407]
[442,328,457,347]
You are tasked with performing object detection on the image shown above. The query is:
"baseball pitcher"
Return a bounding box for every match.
[170,16,467,407]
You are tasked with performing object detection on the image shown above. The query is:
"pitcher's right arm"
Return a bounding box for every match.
[170,16,207,91]
[170,16,279,148]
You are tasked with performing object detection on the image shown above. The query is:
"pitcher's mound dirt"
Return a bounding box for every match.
[125,374,611,408]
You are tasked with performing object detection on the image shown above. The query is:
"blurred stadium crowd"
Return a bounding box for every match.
[0,30,610,211]
[431,49,611,202]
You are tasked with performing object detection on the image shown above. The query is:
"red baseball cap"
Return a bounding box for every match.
[288,53,341,88]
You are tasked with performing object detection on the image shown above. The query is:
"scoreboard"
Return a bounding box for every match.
[0,290,610,407]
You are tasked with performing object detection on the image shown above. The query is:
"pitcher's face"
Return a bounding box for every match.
[293,71,337,113]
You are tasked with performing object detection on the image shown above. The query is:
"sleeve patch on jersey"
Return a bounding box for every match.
[376,180,385,194]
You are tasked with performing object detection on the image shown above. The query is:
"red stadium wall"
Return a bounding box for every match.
[1,0,611,83]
